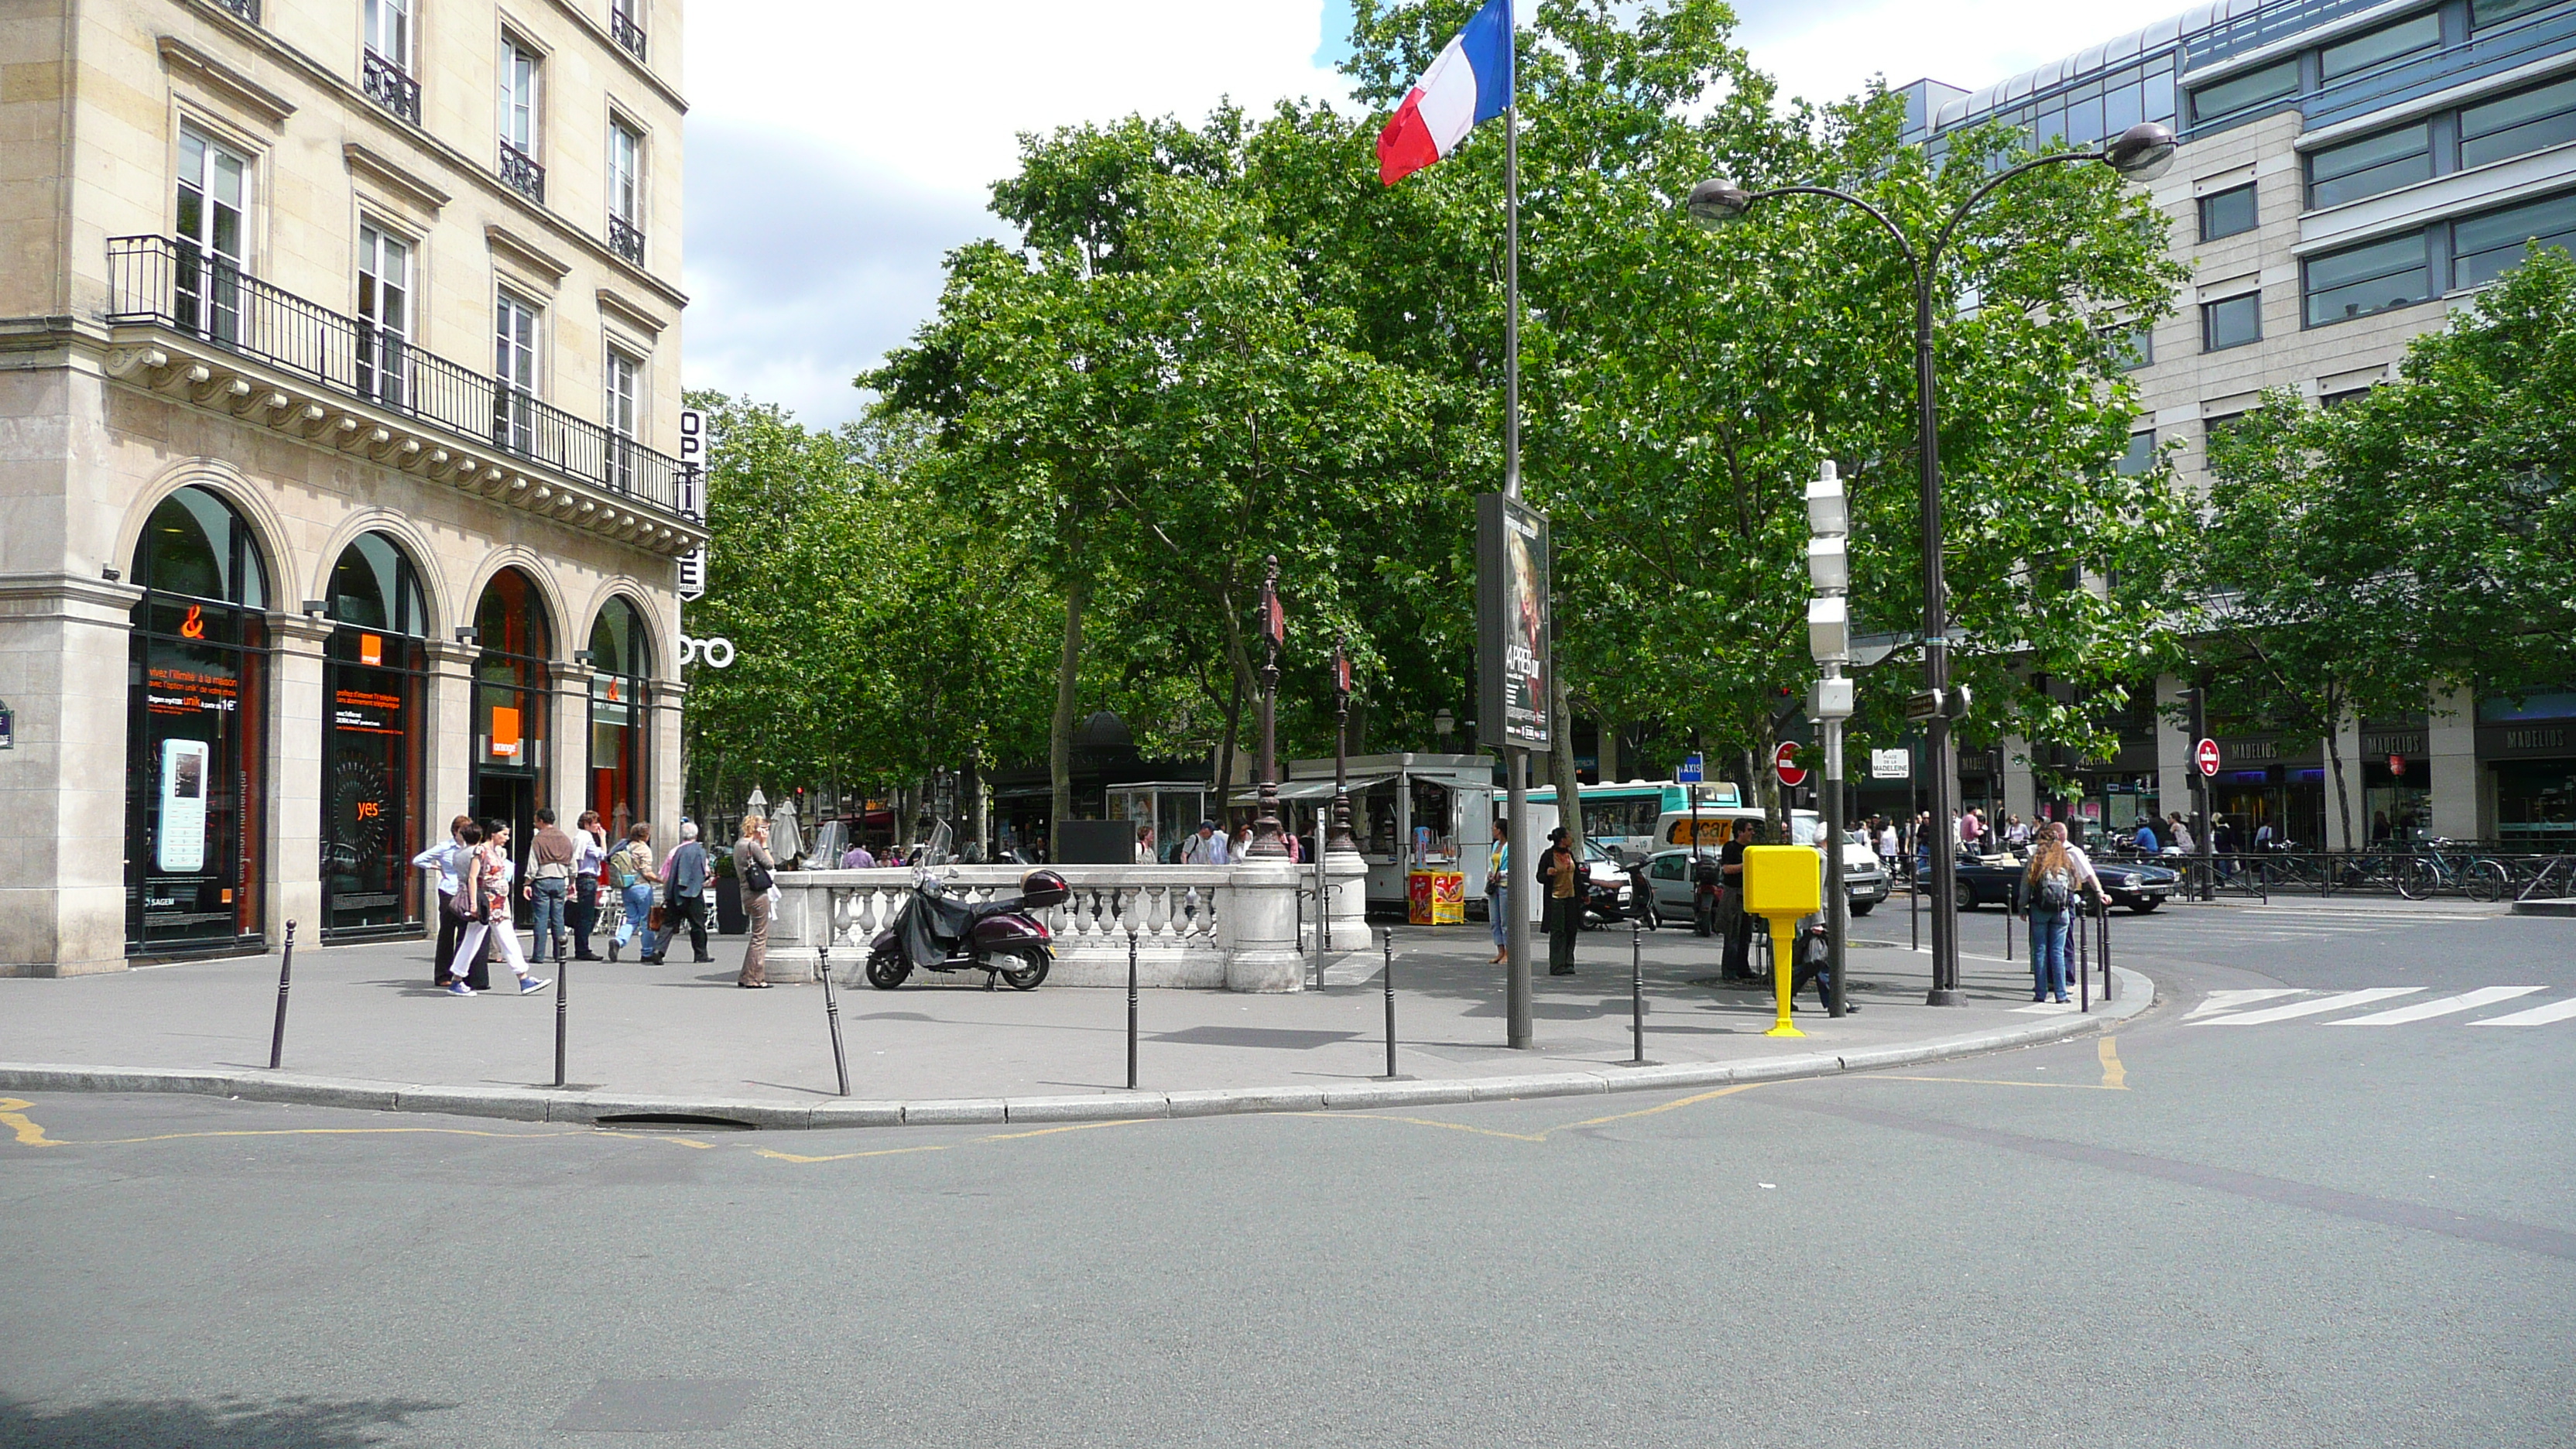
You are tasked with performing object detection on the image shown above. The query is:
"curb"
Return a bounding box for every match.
[0,968,2154,1131]
[2509,899,2575,917]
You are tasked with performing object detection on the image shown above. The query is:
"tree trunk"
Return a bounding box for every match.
[2325,694,2355,853]
[1551,673,1584,848]
[963,748,987,862]
[1754,714,1786,843]
[1050,577,1088,860]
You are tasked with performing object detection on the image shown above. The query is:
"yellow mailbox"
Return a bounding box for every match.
[1741,844,1823,1037]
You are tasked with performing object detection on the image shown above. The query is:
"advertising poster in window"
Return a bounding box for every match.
[1475,492,1551,752]
[158,738,210,872]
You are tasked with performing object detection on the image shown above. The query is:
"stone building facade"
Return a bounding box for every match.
[1896,0,2576,850]
[1,0,701,973]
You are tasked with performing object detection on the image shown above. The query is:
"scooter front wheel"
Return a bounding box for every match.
[865,951,911,990]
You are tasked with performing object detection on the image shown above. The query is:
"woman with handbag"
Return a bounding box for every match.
[733,813,777,988]
[445,821,549,997]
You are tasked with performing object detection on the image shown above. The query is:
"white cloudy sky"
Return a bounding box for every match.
[680,0,2160,427]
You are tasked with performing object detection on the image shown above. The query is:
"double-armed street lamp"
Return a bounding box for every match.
[1684,121,2177,1006]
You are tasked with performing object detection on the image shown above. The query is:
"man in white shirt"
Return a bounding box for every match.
[1181,820,1230,865]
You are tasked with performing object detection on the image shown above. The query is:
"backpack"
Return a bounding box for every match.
[2033,865,2073,913]
[608,847,640,890]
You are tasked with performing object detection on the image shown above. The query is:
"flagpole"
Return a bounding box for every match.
[1501,94,1533,1050]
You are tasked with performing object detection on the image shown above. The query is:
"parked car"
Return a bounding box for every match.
[1637,835,1885,925]
[1953,849,2179,913]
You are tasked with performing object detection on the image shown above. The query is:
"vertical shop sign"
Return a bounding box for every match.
[159,738,211,871]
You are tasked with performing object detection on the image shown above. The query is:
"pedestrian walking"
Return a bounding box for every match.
[735,812,778,988]
[412,814,485,987]
[526,808,575,965]
[446,821,549,997]
[653,822,714,964]
[2167,812,2195,854]
[568,810,608,960]
[2022,821,2102,1004]
[1875,817,1899,878]
[1134,825,1158,865]
[1721,819,1758,981]
[2005,813,2032,848]
[1181,820,1230,865]
[1536,826,1580,976]
[839,838,875,870]
[604,824,662,962]
[1485,817,1511,965]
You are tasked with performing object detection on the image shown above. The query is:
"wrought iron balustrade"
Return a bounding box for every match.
[498,142,546,204]
[608,214,645,265]
[105,235,688,519]
[210,0,259,21]
[361,50,422,125]
[611,8,648,62]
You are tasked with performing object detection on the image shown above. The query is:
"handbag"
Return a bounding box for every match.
[646,903,670,933]
[742,858,774,895]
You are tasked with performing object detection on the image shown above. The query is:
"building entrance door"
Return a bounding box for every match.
[475,772,536,927]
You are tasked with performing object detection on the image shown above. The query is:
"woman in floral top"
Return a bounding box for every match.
[447,820,549,997]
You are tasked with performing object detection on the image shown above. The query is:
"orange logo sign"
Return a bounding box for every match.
[179,605,205,639]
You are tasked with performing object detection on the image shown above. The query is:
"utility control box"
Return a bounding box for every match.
[1741,844,1823,917]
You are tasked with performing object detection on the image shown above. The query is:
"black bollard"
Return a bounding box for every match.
[2078,896,2091,1013]
[266,920,297,1070]
[2005,879,2015,962]
[1630,919,1646,1064]
[819,946,850,1097]
[1910,862,1920,954]
[1380,927,1399,1081]
[2101,899,2115,1002]
[1126,928,1140,1091]
[553,946,570,1089]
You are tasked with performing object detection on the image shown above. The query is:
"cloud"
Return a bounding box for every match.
[679,0,2119,426]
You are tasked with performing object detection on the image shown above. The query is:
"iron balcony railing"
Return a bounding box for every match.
[611,7,648,62]
[211,0,259,21]
[106,235,688,519]
[361,50,422,125]
[608,214,645,265]
[499,141,546,204]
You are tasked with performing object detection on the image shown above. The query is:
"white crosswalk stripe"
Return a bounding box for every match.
[2325,986,2547,1026]
[2468,996,2576,1028]
[2196,988,2422,1024]
[2185,988,2307,1019]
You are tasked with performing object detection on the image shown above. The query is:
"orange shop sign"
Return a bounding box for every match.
[490,706,522,759]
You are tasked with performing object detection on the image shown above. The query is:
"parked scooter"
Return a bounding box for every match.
[862,824,1070,991]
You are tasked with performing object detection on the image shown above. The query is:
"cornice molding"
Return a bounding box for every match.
[156,35,296,129]
[486,224,574,286]
[594,287,670,337]
[344,142,452,217]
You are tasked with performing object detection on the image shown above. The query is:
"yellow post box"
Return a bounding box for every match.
[1740,844,1824,1037]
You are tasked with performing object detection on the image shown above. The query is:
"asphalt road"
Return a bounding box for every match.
[3,902,2569,1447]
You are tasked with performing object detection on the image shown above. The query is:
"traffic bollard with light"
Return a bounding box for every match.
[1126,927,1140,1091]
[1379,928,1400,1081]
[1742,845,1824,1037]
[553,946,570,1089]
[1629,919,1646,1063]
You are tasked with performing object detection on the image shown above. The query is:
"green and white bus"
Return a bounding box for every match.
[1513,779,1742,862]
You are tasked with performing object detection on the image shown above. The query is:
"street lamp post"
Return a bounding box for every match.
[1249,554,1291,858]
[1684,121,2177,1008]
[1330,635,1358,853]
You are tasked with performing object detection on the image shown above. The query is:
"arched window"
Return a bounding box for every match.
[322,533,430,936]
[587,595,652,839]
[469,567,553,911]
[126,485,271,953]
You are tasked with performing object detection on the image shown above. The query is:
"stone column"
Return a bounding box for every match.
[0,573,142,975]
[263,610,332,946]
[2428,683,2481,841]
[422,638,479,838]
[2325,706,2365,851]
[649,676,687,840]
[2002,732,2037,824]
[1324,847,1368,950]
[1224,861,1305,991]
[553,659,595,831]
[2154,674,2191,819]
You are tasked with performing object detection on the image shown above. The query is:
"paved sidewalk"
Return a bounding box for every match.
[0,913,2150,1128]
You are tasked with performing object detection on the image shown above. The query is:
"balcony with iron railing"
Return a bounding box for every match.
[611,7,648,63]
[361,49,421,125]
[103,235,696,536]
[499,142,546,204]
[608,214,646,265]
[210,0,259,21]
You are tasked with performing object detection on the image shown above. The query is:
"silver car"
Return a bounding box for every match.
[1640,832,1886,927]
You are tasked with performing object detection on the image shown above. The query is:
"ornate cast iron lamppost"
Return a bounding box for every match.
[1249,555,1291,858]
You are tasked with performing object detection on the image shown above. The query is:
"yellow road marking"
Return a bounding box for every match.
[2099,1036,2127,1090]
[1869,1076,2122,1090]
[0,1098,63,1147]
[978,1118,1156,1142]
[1289,1112,1550,1142]
[1563,1082,1768,1129]
[753,1144,950,1164]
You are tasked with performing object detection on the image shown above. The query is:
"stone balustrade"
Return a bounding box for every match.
[769,863,1308,991]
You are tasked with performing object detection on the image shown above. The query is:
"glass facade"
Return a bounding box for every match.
[323,534,428,937]
[471,569,551,917]
[125,487,269,954]
[587,596,651,839]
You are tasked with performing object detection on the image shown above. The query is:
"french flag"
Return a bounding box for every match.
[1375,0,1515,187]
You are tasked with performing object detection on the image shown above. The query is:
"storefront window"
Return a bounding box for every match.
[2494,761,2576,842]
[587,596,650,838]
[324,533,428,936]
[126,486,269,953]
[471,569,551,914]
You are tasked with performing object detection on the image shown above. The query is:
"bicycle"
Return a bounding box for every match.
[2395,838,2512,903]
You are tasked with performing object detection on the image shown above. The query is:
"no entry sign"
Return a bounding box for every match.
[1775,742,1808,788]
[2195,738,2221,776]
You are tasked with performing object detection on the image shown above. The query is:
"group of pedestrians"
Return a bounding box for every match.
[412,809,779,992]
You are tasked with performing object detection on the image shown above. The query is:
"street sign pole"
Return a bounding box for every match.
[2191,685,2215,903]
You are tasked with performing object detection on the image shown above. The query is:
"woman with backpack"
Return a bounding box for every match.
[605,823,662,963]
[2022,821,2101,1004]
